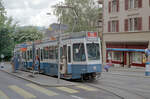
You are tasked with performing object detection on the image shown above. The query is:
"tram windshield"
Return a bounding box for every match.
[86,43,100,60]
[73,43,86,62]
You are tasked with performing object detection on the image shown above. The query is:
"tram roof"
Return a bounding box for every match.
[15,31,100,48]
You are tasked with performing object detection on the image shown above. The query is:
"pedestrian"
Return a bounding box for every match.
[35,56,40,71]
[104,64,109,72]
[11,54,19,73]
[104,60,112,72]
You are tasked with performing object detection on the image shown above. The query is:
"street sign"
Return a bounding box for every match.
[1,54,4,59]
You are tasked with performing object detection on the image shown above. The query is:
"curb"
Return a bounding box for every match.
[102,72,150,78]
[0,69,77,87]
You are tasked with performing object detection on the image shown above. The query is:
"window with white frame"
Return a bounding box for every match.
[111,21,117,32]
[128,18,139,31]
[128,0,138,9]
[112,0,117,12]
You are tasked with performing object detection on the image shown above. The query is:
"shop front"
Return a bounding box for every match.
[106,42,148,67]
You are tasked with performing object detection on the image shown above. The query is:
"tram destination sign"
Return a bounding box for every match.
[86,32,98,41]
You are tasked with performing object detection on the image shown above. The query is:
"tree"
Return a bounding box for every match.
[0,0,16,60]
[14,26,43,44]
[53,0,102,32]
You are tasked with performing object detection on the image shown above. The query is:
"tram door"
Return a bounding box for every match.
[60,45,67,74]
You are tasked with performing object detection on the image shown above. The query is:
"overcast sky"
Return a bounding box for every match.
[3,0,64,27]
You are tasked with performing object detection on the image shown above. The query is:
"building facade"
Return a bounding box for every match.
[102,0,150,67]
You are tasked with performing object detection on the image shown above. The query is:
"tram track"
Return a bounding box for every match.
[84,80,149,99]
[85,82,124,99]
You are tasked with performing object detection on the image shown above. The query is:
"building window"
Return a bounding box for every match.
[128,0,139,9]
[112,51,123,61]
[108,20,119,32]
[128,18,138,31]
[131,52,142,64]
[125,17,142,32]
[112,0,117,12]
[125,0,142,10]
[109,0,119,13]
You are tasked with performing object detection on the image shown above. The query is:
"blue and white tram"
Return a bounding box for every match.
[16,32,102,80]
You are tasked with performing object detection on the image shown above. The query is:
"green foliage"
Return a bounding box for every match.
[53,0,102,32]
[14,26,43,44]
[0,0,16,60]
[0,0,43,61]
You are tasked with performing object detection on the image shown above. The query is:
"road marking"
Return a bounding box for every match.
[56,87,78,93]
[26,84,58,96]
[71,95,84,99]
[0,90,9,99]
[8,85,36,99]
[76,85,98,91]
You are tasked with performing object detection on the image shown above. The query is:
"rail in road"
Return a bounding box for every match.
[83,80,149,99]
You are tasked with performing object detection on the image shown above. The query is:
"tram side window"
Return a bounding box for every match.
[27,50,30,60]
[40,49,43,61]
[44,47,48,59]
[68,46,71,63]
[36,48,40,58]
[60,47,63,59]
[49,46,55,59]
[55,46,58,59]
[22,52,26,59]
[29,49,32,59]
[73,43,86,62]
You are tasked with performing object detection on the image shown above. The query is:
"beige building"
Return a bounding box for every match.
[101,0,150,67]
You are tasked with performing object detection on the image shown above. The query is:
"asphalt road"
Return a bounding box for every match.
[86,72,150,99]
[0,71,121,99]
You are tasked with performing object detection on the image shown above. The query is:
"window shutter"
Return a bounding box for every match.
[125,0,128,10]
[138,17,142,30]
[117,0,119,12]
[108,1,111,13]
[124,19,128,31]
[138,0,142,8]
[108,21,111,32]
[116,20,119,32]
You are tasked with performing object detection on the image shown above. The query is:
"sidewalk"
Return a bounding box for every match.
[102,66,150,78]
[0,62,77,87]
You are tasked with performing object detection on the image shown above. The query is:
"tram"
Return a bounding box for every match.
[14,31,102,80]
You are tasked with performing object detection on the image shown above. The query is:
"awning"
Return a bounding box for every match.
[106,48,145,52]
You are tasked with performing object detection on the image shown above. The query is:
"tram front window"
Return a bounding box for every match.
[73,43,86,62]
[86,43,100,60]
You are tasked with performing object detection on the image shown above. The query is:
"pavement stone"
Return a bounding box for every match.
[0,62,77,87]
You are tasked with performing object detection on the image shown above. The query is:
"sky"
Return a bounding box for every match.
[3,0,64,27]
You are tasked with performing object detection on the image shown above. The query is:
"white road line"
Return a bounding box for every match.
[0,90,9,99]
[71,95,84,99]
